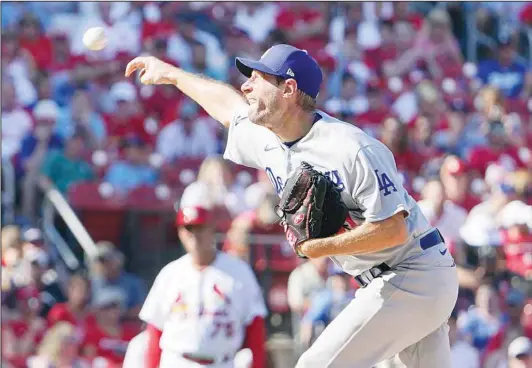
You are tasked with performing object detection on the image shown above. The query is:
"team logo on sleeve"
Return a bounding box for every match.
[375,169,397,196]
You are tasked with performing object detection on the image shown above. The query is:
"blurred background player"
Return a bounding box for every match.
[138,181,268,368]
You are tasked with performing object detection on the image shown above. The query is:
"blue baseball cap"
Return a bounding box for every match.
[235,44,323,100]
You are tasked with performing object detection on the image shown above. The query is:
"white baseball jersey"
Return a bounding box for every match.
[223,109,433,276]
[139,252,267,368]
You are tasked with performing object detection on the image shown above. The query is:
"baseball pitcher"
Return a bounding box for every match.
[125,44,459,367]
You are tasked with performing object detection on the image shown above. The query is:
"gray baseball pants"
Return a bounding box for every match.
[295,245,459,368]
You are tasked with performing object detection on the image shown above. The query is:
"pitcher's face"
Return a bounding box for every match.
[241,71,285,130]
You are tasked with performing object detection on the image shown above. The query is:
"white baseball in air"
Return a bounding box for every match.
[82,27,108,51]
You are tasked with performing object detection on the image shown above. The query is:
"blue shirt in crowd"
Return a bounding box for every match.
[91,271,147,310]
[16,133,64,177]
[104,161,157,194]
[478,59,528,98]
[303,289,353,326]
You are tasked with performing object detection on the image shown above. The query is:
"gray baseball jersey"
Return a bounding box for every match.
[223,109,432,276]
[223,108,458,367]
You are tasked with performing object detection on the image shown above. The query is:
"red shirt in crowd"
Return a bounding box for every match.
[19,36,53,71]
[82,322,138,366]
[467,145,526,177]
[47,302,97,329]
[48,53,87,74]
[392,149,424,176]
[275,5,326,52]
[104,113,155,147]
[450,195,481,213]
[141,20,175,42]
[356,109,391,128]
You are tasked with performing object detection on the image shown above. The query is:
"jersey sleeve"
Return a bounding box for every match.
[222,109,270,170]
[138,265,174,331]
[351,144,411,222]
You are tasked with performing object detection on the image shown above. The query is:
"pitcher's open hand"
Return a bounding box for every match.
[125,56,176,85]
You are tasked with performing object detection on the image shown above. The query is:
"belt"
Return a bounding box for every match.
[182,353,230,365]
[353,229,445,288]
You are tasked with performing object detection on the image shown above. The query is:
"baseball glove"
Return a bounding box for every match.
[276,162,349,258]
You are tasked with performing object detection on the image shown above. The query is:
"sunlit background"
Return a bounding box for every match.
[1,2,531,367]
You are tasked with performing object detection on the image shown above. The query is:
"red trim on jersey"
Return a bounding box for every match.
[242,316,266,368]
[145,324,162,368]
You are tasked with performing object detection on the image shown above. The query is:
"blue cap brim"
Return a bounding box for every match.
[235,57,278,78]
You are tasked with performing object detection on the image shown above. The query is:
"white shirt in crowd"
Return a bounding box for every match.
[123,331,148,368]
[417,199,468,245]
[451,341,480,368]
[139,252,267,368]
[156,117,218,161]
[233,4,279,43]
[2,108,33,159]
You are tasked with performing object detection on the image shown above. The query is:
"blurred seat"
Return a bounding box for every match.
[68,181,126,245]
[126,185,179,212]
[160,157,205,189]
[249,226,300,274]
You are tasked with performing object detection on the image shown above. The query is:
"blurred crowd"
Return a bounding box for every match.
[1,1,532,367]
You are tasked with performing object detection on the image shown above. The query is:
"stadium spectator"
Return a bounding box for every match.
[467,118,526,177]
[478,33,532,99]
[55,90,107,149]
[2,285,47,366]
[440,156,481,212]
[432,109,485,159]
[458,284,505,351]
[81,287,137,366]
[18,99,63,175]
[449,309,480,368]
[243,170,277,211]
[484,289,529,367]
[156,98,218,161]
[298,266,354,349]
[223,192,280,262]
[19,99,63,222]
[181,41,227,81]
[379,117,422,177]
[417,178,468,263]
[287,257,329,352]
[1,225,24,288]
[167,15,225,73]
[232,3,279,44]
[104,136,157,195]
[90,242,146,320]
[18,14,52,72]
[24,249,66,318]
[39,132,95,195]
[384,8,462,79]
[103,81,152,148]
[28,322,90,368]
[47,271,95,329]
[1,80,33,160]
[275,3,327,52]
[197,155,248,217]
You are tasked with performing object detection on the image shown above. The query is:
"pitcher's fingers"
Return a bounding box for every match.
[140,72,152,85]
[125,58,146,77]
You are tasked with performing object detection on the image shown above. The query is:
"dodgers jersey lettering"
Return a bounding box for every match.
[223,109,433,276]
[139,253,267,367]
